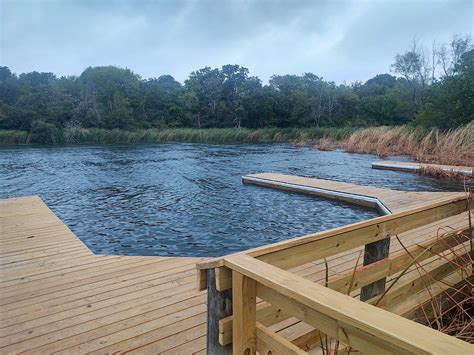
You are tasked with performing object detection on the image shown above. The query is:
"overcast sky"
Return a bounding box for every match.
[1,0,472,84]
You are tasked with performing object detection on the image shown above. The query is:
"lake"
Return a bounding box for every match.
[0,144,463,257]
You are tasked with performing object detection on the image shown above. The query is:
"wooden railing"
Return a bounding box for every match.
[197,194,472,354]
[226,254,471,354]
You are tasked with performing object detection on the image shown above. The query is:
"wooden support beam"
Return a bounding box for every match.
[216,266,232,291]
[232,270,257,355]
[207,268,233,355]
[404,277,473,323]
[395,272,471,318]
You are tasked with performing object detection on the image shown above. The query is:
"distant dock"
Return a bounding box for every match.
[372,160,473,176]
[242,172,460,213]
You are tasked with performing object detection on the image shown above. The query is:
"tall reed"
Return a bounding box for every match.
[0,127,355,146]
[343,123,474,166]
[0,130,30,145]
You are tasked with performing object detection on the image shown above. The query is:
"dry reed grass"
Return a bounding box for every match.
[291,139,311,147]
[342,124,474,166]
[314,138,337,151]
[408,233,473,343]
[381,188,473,344]
[418,166,469,180]
[316,191,473,354]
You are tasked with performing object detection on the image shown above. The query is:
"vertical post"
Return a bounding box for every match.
[232,270,257,355]
[360,237,390,301]
[207,268,232,355]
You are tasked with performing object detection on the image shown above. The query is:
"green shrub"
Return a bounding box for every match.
[30,120,61,144]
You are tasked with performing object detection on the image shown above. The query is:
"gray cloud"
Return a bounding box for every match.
[1,0,472,83]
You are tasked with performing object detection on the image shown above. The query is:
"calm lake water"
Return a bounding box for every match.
[0,144,463,257]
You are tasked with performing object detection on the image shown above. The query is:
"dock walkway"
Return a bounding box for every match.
[0,174,467,354]
[243,172,461,213]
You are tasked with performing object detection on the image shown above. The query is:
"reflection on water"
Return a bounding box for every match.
[0,144,463,257]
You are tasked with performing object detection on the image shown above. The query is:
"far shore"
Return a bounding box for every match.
[0,124,472,168]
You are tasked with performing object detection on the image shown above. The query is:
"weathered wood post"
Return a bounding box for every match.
[360,237,390,301]
[207,268,232,355]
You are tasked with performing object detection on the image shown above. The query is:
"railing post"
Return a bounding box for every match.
[232,270,257,355]
[360,237,390,301]
[207,268,232,355]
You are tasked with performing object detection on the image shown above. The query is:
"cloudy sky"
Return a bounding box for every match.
[1,0,472,84]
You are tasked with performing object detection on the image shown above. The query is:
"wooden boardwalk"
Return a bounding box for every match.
[0,174,467,354]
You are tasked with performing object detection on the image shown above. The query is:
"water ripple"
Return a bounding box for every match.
[0,144,463,257]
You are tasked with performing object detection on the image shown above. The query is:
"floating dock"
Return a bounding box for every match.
[372,160,473,176]
[242,172,461,213]
[0,175,468,353]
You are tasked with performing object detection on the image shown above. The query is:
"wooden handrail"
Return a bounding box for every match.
[198,194,470,293]
[216,230,470,346]
[197,194,470,271]
[226,254,472,354]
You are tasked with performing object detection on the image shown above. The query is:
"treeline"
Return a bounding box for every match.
[0,35,472,142]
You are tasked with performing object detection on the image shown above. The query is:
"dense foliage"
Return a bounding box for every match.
[0,37,472,142]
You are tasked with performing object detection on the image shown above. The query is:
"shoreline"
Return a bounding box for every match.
[0,124,472,168]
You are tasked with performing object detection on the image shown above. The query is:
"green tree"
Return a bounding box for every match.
[416,49,474,128]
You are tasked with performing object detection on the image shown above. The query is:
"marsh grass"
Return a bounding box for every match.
[314,138,337,151]
[343,123,474,166]
[403,232,473,343]
[418,166,469,180]
[0,127,355,145]
[0,130,30,145]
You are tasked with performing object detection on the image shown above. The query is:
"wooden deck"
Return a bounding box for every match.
[0,174,467,354]
[372,160,473,176]
[0,197,208,354]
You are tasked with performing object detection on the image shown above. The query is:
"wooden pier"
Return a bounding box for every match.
[1,173,471,354]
